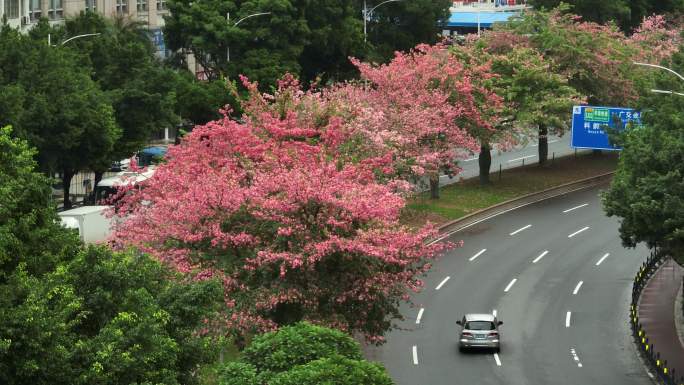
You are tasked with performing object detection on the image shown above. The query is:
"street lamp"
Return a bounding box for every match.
[634,62,684,96]
[363,0,403,43]
[48,33,101,46]
[226,11,271,62]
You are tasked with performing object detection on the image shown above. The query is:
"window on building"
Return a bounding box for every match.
[116,0,128,14]
[136,0,146,12]
[4,0,20,18]
[156,0,166,11]
[85,0,97,12]
[29,0,42,20]
[48,0,63,19]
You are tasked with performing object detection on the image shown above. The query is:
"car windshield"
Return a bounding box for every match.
[464,321,495,330]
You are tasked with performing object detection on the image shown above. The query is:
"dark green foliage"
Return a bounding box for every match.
[528,0,684,32]
[218,322,393,384]
[361,0,451,62]
[0,126,80,280]
[602,49,684,265]
[163,0,450,88]
[0,246,224,385]
[269,356,393,385]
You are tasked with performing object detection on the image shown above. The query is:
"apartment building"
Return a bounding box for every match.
[1,0,169,39]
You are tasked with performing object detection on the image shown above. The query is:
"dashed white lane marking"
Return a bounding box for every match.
[492,309,497,317]
[464,157,478,162]
[568,226,590,238]
[565,311,572,328]
[494,353,502,366]
[504,278,518,293]
[595,253,610,266]
[416,308,424,324]
[572,281,584,295]
[412,345,419,365]
[469,249,487,261]
[508,155,536,163]
[532,250,549,264]
[563,203,589,213]
[435,277,450,290]
[570,348,583,367]
[510,224,532,236]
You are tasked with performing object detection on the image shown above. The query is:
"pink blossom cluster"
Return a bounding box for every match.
[111,81,454,340]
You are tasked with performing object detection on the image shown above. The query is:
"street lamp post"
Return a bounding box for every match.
[226,11,271,62]
[634,62,684,96]
[48,33,101,46]
[363,0,403,43]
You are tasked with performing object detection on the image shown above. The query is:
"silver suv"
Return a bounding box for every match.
[456,313,503,352]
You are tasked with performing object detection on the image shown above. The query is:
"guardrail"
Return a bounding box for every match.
[630,250,683,385]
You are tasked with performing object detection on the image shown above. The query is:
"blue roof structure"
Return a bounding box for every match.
[447,11,520,28]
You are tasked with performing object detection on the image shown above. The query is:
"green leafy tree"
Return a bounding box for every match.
[0,23,119,209]
[218,322,393,385]
[602,49,684,265]
[360,0,451,62]
[0,126,81,280]
[528,0,684,31]
[0,246,224,385]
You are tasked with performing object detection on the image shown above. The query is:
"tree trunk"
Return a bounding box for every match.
[62,169,75,210]
[429,174,440,200]
[479,143,492,185]
[538,124,548,166]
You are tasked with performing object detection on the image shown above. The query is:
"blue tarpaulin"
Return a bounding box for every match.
[448,11,519,28]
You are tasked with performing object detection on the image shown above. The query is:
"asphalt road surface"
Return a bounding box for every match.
[440,134,580,186]
[369,185,651,385]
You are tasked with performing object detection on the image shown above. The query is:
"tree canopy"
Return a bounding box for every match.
[218,322,393,385]
[602,47,684,265]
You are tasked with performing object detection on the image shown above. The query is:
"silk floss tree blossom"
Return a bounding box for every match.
[348,43,503,199]
[110,97,451,344]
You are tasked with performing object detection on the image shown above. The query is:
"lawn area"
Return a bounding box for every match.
[402,151,619,228]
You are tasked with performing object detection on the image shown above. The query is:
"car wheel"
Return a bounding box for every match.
[458,346,465,353]
[495,347,500,353]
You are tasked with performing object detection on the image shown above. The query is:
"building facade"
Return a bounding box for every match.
[1,0,169,32]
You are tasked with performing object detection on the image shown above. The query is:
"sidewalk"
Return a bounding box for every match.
[638,258,684,381]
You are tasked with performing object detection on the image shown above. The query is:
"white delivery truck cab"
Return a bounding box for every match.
[58,205,113,243]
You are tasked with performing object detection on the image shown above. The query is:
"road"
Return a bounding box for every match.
[439,134,581,186]
[368,185,651,385]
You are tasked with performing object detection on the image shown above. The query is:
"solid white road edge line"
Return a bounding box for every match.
[504,278,518,293]
[416,308,424,324]
[532,250,549,264]
[510,224,532,236]
[572,281,584,295]
[412,346,418,365]
[565,311,572,327]
[563,203,589,213]
[469,248,487,261]
[494,353,502,366]
[435,276,450,290]
[508,155,536,163]
[595,253,610,266]
[428,184,597,245]
[568,226,590,238]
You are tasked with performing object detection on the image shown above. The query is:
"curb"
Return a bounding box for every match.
[434,171,615,237]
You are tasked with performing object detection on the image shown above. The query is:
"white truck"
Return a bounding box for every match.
[58,205,113,243]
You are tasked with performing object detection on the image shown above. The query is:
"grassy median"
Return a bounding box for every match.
[402,151,620,228]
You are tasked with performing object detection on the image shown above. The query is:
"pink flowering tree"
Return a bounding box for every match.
[110,103,449,344]
[347,44,502,198]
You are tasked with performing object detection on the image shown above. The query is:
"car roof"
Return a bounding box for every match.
[464,313,496,322]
